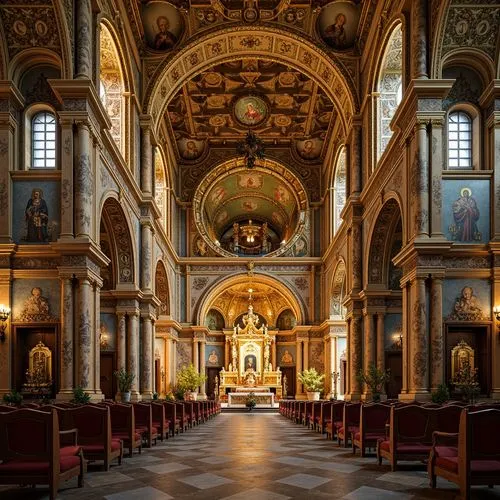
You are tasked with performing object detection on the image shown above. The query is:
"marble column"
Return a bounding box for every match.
[193,339,199,372]
[349,316,362,398]
[172,338,177,383]
[116,313,126,371]
[350,122,362,195]
[93,282,102,398]
[141,315,153,400]
[414,120,429,238]
[141,127,153,196]
[58,277,74,398]
[77,277,93,390]
[75,122,92,238]
[329,335,337,396]
[364,313,375,370]
[141,222,153,292]
[411,277,429,395]
[75,0,93,79]
[376,313,385,373]
[225,337,230,369]
[303,339,309,371]
[351,224,362,291]
[296,340,303,396]
[430,118,444,237]
[128,312,140,400]
[401,282,409,395]
[412,0,428,79]
[58,115,74,239]
[200,341,206,396]
[430,277,444,391]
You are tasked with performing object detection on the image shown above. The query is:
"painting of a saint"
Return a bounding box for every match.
[242,200,258,212]
[296,138,322,160]
[25,188,49,242]
[211,185,226,204]
[244,355,257,372]
[450,188,481,242]
[318,2,360,51]
[208,350,219,365]
[234,96,267,127]
[181,140,202,160]
[18,287,54,322]
[238,173,263,189]
[281,349,293,364]
[142,2,183,51]
[274,184,290,203]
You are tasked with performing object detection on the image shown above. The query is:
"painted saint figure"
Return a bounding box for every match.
[244,102,262,123]
[324,13,347,49]
[153,16,177,50]
[451,188,480,242]
[25,188,49,242]
[208,350,219,365]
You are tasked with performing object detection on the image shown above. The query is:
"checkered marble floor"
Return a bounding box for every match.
[2,413,500,499]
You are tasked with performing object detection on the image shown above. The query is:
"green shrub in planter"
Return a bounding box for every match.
[71,387,91,404]
[3,390,23,406]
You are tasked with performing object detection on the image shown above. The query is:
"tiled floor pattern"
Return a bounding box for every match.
[1,413,500,499]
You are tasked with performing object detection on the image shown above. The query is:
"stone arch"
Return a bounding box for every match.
[330,259,346,319]
[100,197,135,286]
[144,26,358,135]
[367,198,403,286]
[195,273,306,327]
[9,49,63,84]
[155,260,170,317]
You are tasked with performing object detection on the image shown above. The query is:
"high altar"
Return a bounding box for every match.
[219,304,282,403]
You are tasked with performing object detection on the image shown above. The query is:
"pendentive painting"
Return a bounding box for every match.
[442,179,489,244]
[13,181,60,244]
[233,95,268,127]
[317,1,361,51]
[141,1,183,51]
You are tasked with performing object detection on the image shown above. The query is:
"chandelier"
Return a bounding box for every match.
[237,130,265,169]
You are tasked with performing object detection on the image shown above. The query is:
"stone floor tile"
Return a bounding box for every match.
[143,462,192,474]
[276,473,332,490]
[178,472,235,490]
[86,471,135,487]
[221,487,291,500]
[104,486,173,500]
[342,486,413,499]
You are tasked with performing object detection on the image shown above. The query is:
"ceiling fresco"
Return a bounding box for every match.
[166,59,335,163]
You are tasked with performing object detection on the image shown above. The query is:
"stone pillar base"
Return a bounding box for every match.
[399,391,431,402]
[361,393,387,402]
[130,391,142,402]
[344,392,361,402]
[295,393,306,400]
[56,390,75,401]
[141,391,154,401]
[489,390,500,400]
[89,392,105,402]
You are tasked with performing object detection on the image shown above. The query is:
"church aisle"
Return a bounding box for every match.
[1,413,499,500]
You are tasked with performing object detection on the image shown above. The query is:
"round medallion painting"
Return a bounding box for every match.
[234,96,268,127]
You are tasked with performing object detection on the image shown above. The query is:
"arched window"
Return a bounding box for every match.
[333,147,346,234]
[448,111,472,169]
[100,24,125,154]
[377,24,403,161]
[32,111,56,168]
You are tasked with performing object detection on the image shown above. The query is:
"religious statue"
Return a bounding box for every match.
[283,374,288,398]
[448,286,484,321]
[264,340,270,371]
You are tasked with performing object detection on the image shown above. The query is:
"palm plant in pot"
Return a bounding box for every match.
[357,364,390,402]
[298,368,325,400]
[176,364,207,401]
[114,368,135,402]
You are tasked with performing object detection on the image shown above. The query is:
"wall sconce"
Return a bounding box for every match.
[0,305,11,342]
[494,306,500,321]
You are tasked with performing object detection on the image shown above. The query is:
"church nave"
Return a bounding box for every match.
[2,413,498,500]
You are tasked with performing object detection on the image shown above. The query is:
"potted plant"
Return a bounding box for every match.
[71,386,91,404]
[2,390,23,406]
[114,368,135,402]
[298,368,325,400]
[357,364,390,402]
[176,364,207,401]
[245,392,257,411]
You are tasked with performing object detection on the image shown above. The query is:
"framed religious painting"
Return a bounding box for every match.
[233,95,268,127]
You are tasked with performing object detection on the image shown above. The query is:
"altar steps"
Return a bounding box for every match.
[221,406,279,413]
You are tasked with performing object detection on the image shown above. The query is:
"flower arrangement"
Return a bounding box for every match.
[245,392,257,410]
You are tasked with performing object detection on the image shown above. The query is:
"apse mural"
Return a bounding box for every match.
[442,179,489,244]
[444,279,490,321]
[142,1,183,51]
[317,1,361,50]
[13,182,60,244]
[276,309,296,330]
[205,308,224,330]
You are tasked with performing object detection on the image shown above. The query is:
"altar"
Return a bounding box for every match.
[227,392,275,407]
[219,303,282,399]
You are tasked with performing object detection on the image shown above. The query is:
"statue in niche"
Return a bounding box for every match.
[451,340,475,381]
